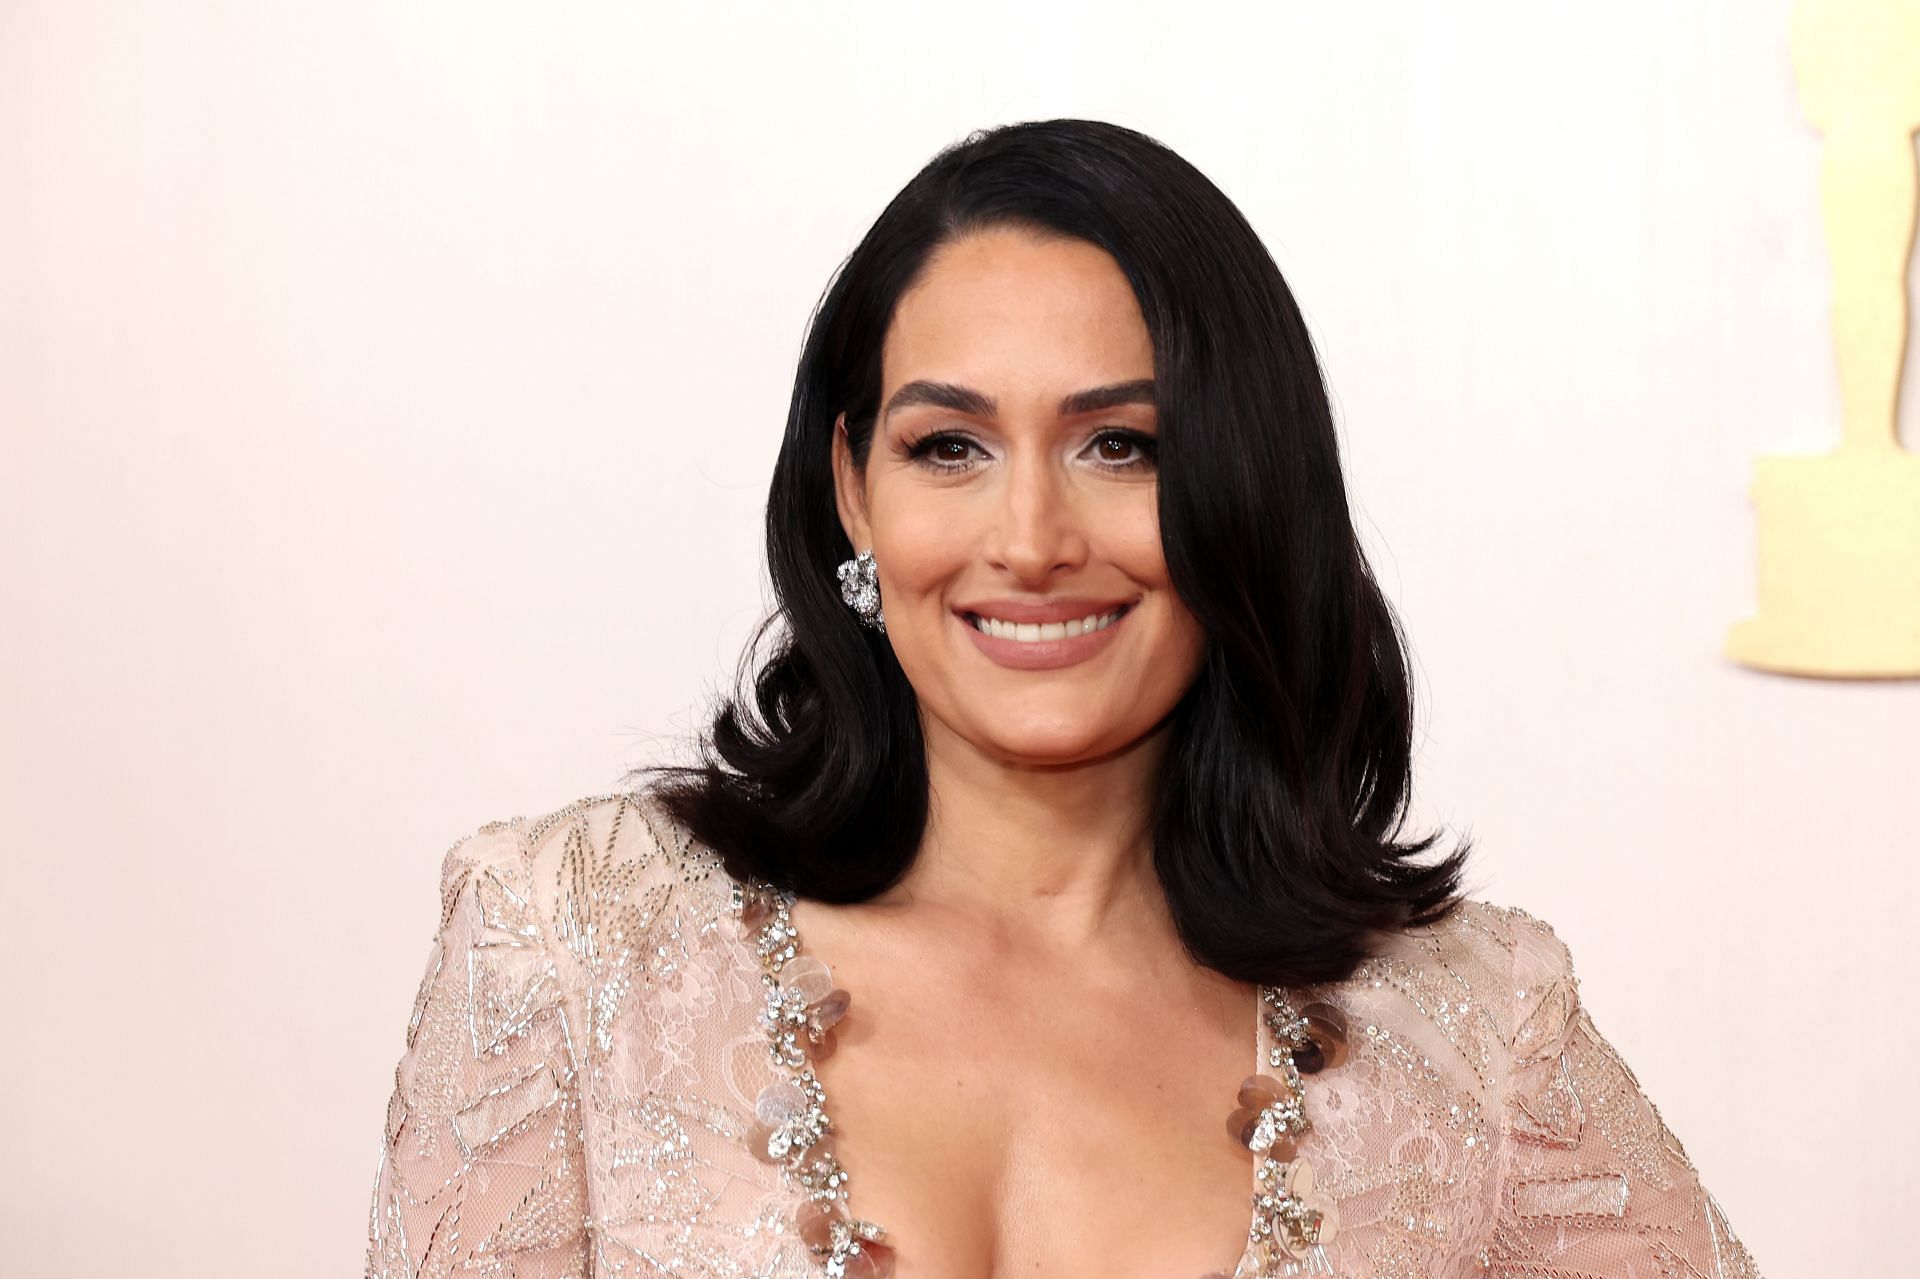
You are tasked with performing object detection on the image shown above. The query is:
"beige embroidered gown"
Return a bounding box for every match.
[363,787,1762,1278]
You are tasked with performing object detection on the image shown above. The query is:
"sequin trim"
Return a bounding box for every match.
[737,880,891,1277]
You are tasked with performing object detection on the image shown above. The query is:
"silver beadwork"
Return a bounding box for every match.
[835,548,886,633]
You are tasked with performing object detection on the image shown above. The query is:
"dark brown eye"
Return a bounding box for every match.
[904,432,987,470]
[1090,429,1158,469]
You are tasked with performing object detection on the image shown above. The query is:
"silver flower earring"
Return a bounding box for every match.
[835,548,886,633]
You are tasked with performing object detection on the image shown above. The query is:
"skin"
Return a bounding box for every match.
[787,226,1264,1277]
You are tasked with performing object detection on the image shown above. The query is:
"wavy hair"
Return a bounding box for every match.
[634,118,1471,987]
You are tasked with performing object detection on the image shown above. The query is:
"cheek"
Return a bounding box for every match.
[869,487,967,595]
[1107,500,1206,654]
[1105,495,1176,585]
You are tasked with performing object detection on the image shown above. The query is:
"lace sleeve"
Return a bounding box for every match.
[364,824,592,1278]
[1485,910,1762,1278]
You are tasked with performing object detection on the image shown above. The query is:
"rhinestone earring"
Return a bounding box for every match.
[835,548,886,633]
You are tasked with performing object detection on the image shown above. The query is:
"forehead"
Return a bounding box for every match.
[881,228,1154,392]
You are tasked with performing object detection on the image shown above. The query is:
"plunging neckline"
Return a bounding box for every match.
[745,880,1302,1279]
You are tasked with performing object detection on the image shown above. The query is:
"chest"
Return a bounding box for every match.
[806,950,1268,1279]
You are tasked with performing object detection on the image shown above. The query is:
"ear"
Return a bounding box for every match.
[831,411,874,551]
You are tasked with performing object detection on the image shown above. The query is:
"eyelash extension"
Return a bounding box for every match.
[902,429,1158,472]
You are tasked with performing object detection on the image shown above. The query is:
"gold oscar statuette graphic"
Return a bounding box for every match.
[1726,0,1920,676]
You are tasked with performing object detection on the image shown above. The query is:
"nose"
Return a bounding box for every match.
[986,449,1089,584]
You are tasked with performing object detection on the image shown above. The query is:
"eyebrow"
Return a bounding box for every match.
[880,378,1157,422]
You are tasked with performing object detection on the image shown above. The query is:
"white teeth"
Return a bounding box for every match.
[967,608,1127,642]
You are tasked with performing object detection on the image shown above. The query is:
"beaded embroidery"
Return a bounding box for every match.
[1227,988,1349,1276]
[366,789,1766,1279]
[735,880,894,1277]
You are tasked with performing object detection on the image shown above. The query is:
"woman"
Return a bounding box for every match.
[365,120,1762,1279]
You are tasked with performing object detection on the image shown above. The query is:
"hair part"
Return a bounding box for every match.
[633,117,1472,988]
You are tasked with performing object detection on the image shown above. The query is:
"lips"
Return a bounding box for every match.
[953,599,1137,671]
[953,596,1138,625]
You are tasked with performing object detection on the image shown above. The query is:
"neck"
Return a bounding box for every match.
[875,711,1178,963]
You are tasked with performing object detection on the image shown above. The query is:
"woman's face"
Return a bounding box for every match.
[833,225,1209,767]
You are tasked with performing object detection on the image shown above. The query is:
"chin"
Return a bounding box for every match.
[968,717,1137,767]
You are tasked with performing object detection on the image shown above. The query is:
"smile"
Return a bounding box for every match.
[954,601,1137,671]
[963,606,1130,643]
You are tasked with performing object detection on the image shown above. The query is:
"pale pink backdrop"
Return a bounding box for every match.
[3,2,1911,1275]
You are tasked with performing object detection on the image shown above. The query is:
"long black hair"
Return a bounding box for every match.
[634,118,1471,987]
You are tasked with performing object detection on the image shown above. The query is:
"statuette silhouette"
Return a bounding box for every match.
[1726,0,1920,676]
